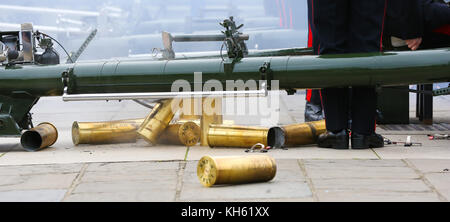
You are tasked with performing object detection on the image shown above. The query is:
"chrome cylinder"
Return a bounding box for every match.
[21,122,58,152]
[72,119,144,145]
[157,122,201,146]
[197,155,277,187]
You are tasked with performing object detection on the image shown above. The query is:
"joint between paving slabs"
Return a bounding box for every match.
[402,159,448,202]
[175,161,187,202]
[62,163,89,202]
[370,148,382,160]
[297,159,319,202]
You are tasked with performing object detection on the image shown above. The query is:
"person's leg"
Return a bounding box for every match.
[312,0,350,149]
[348,0,387,53]
[318,87,350,149]
[351,87,377,135]
[351,87,384,149]
[321,88,349,132]
[311,0,349,54]
[305,89,324,122]
[344,0,386,149]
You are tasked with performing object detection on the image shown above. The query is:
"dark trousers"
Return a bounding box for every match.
[311,0,387,135]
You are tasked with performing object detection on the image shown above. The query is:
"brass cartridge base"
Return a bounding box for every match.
[197,155,277,187]
[157,122,201,146]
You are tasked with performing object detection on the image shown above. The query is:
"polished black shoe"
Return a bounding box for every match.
[317,130,349,149]
[351,132,384,149]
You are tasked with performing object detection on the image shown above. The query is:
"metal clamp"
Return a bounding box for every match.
[245,143,272,153]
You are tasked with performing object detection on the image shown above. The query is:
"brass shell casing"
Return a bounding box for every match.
[177,119,234,126]
[157,122,201,146]
[281,120,327,147]
[179,98,202,121]
[207,125,270,148]
[137,99,180,145]
[197,155,277,187]
[200,97,223,146]
[72,119,145,145]
[21,122,58,152]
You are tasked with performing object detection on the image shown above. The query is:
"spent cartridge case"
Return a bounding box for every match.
[21,122,58,152]
[137,99,180,145]
[72,119,145,145]
[157,122,201,146]
[207,125,283,148]
[197,155,277,187]
[280,120,327,147]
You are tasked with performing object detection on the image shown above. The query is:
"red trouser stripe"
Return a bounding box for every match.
[434,24,450,36]
[380,0,388,52]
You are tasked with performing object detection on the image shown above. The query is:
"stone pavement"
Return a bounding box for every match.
[0,94,449,202]
[0,159,448,202]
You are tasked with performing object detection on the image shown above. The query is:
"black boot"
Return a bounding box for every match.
[351,132,384,149]
[317,130,349,149]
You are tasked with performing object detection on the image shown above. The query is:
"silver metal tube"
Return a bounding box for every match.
[172,34,249,42]
[63,89,267,102]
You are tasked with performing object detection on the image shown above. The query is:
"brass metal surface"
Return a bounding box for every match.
[72,119,144,145]
[137,99,180,145]
[200,97,223,146]
[177,119,234,126]
[158,122,201,146]
[179,98,202,121]
[207,125,270,148]
[20,122,58,152]
[197,155,277,187]
[281,120,326,147]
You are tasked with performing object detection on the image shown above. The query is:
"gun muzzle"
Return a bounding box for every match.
[157,122,201,146]
[72,119,145,145]
[21,122,58,152]
[197,155,277,187]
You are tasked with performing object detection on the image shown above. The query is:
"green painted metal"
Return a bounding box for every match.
[68,48,450,94]
[433,87,450,96]
[0,114,22,136]
[1,48,449,96]
[0,48,449,136]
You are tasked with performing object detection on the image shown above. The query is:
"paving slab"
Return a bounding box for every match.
[0,173,78,191]
[65,190,175,202]
[316,190,441,202]
[187,146,379,161]
[407,159,450,173]
[0,189,67,202]
[0,163,82,176]
[303,159,419,179]
[67,162,179,202]
[179,160,313,201]
[312,178,431,193]
[81,161,179,182]
[423,173,450,201]
[373,146,450,159]
[0,141,188,166]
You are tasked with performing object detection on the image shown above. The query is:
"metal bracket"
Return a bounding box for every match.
[220,16,248,59]
[259,61,273,90]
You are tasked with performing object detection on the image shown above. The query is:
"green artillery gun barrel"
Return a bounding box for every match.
[0,48,449,97]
